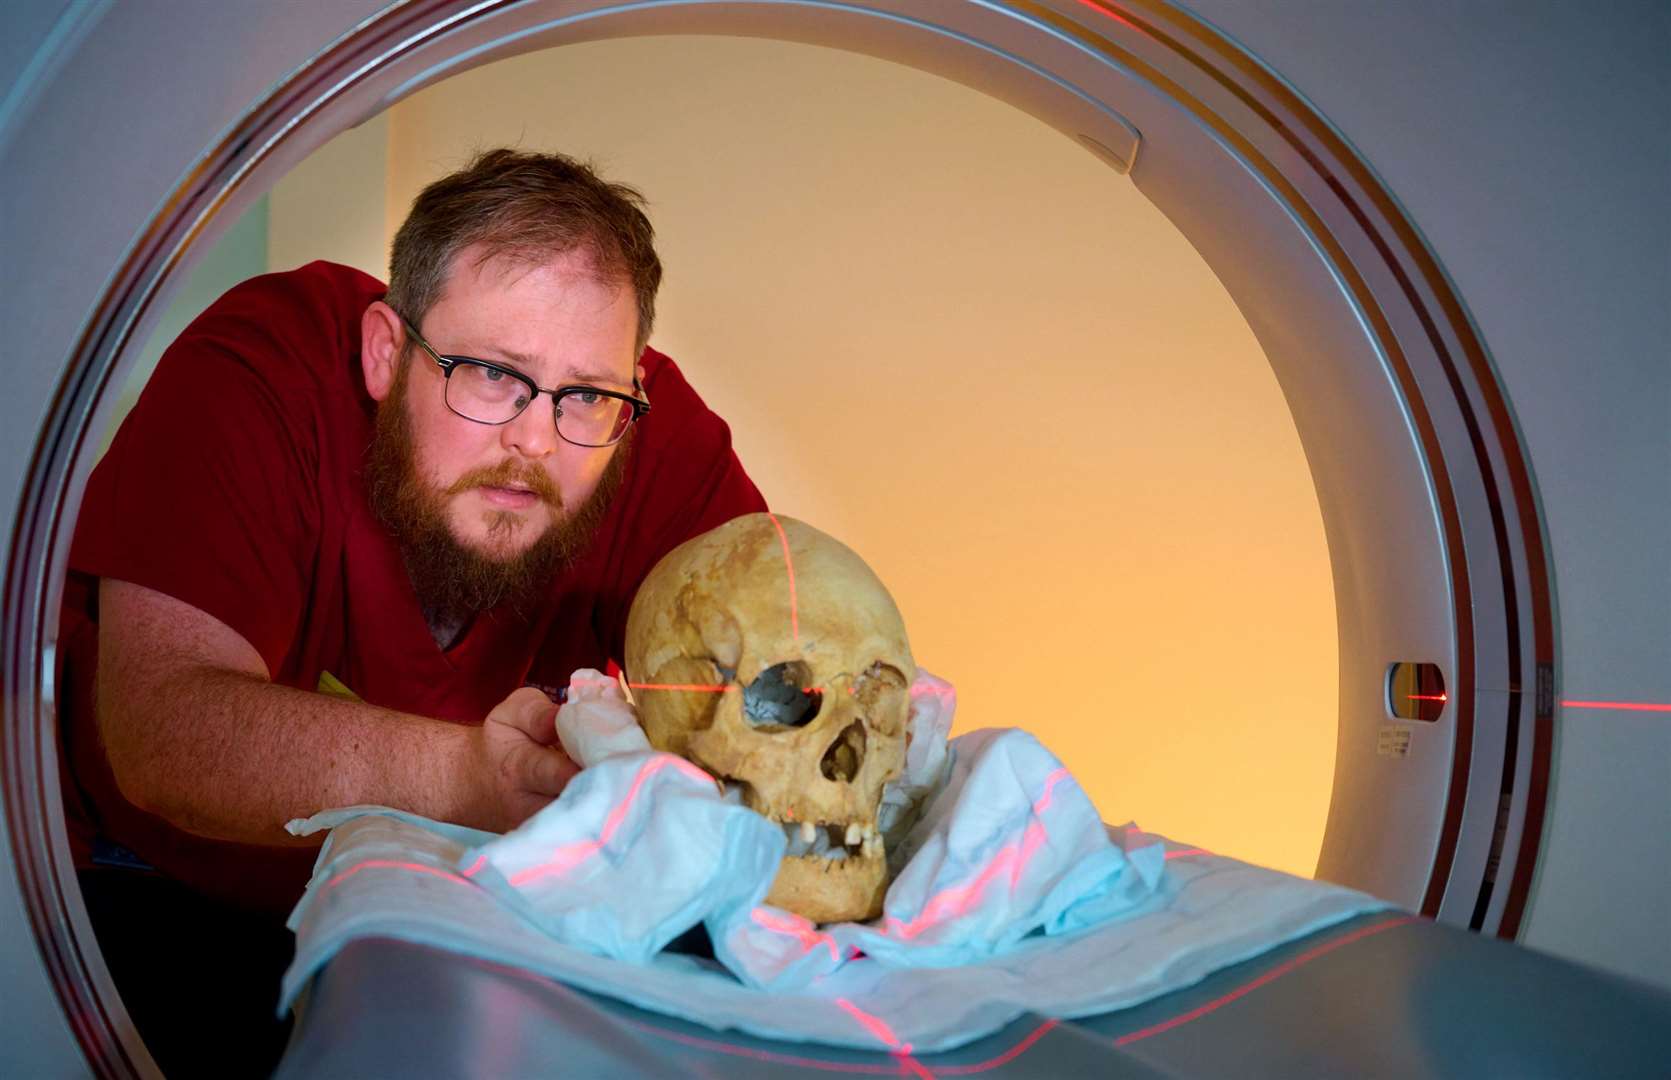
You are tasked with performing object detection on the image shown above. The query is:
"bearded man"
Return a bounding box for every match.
[56,149,765,1075]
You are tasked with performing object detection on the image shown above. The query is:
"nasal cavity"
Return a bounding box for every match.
[821,721,867,782]
[743,661,822,728]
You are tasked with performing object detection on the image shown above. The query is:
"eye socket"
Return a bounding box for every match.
[854,662,907,703]
[854,662,908,734]
[644,657,727,737]
[743,661,823,729]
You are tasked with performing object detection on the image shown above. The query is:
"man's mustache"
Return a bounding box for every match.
[444,460,562,508]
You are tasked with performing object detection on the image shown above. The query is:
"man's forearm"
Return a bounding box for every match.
[103,665,482,845]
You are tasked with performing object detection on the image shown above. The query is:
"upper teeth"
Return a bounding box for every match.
[780,819,879,859]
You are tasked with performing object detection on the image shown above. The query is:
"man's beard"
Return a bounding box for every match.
[364,366,628,626]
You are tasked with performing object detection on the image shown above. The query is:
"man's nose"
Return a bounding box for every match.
[501,395,560,458]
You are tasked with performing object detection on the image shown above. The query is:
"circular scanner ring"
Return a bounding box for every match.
[2,2,1553,1074]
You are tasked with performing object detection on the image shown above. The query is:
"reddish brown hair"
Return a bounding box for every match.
[386,148,662,351]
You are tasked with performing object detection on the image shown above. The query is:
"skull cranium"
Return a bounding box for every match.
[625,513,914,923]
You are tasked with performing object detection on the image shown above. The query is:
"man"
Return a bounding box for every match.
[57,149,765,1074]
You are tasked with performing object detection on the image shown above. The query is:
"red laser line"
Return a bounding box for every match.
[752,907,841,962]
[1562,700,1671,713]
[441,953,981,1076]
[566,678,734,695]
[766,512,801,647]
[886,773,1065,939]
[834,999,932,1078]
[461,854,487,878]
[593,682,837,695]
[631,682,735,693]
[1406,693,1449,701]
[507,756,705,887]
[622,1012,1059,1075]
[506,839,596,886]
[1112,915,1417,1046]
[886,839,1033,939]
[1031,768,1070,816]
[934,1018,1060,1075]
[320,858,471,895]
[1072,0,1142,35]
[620,1021,909,1074]
[1164,847,1210,861]
[836,998,907,1049]
[600,756,711,839]
[576,678,952,699]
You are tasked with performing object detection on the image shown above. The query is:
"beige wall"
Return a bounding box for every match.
[278,34,1338,877]
[268,112,389,279]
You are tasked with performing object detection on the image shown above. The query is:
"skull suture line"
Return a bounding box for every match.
[625,513,914,923]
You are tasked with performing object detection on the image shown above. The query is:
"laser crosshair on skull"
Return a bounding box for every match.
[626,513,915,923]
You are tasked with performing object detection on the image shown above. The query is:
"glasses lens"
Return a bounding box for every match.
[556,389,633,447]
[446,361,531,423]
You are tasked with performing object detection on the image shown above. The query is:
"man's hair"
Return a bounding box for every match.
[386,148,662,351]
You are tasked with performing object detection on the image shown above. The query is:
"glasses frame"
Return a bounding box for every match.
[396,312,651,447]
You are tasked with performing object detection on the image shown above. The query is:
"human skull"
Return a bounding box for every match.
[625,513,914,923]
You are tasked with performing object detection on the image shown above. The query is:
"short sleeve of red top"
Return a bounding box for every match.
[59,260,765,910]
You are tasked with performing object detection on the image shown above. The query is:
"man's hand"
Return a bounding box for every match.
[467,686,581,832]
[97,579,581,842]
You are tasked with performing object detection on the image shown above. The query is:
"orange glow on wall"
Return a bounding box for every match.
[274,35,1338,878]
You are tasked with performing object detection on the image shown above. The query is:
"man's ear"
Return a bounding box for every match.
[635,360,647,389]
[361,301,403,402]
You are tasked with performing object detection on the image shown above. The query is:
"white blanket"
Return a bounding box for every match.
[282,720,1388,1053]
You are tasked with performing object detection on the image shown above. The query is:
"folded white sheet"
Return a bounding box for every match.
[283,717,1389,1052]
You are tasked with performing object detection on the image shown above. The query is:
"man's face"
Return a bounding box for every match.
[364,244,641,615]
[409,244,639,553]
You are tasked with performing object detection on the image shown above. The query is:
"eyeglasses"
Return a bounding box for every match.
[397,312,650,447]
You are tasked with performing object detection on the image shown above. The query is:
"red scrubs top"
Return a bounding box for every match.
[57,261,766,911]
